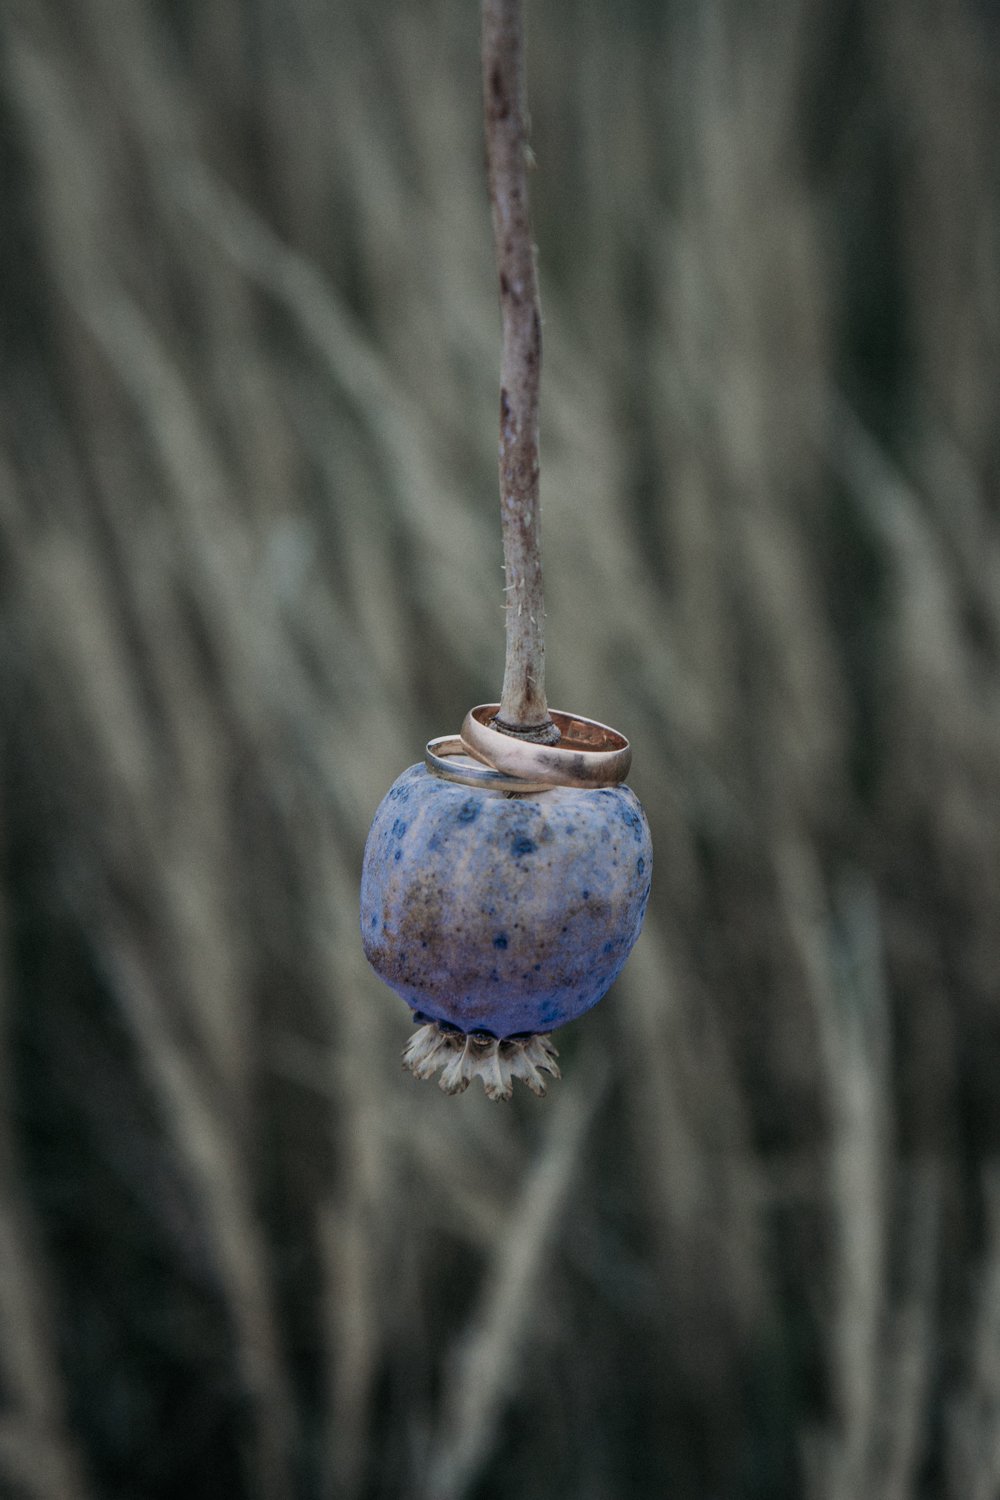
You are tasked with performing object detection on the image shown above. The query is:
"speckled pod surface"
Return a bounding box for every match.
[360,763,652,1037]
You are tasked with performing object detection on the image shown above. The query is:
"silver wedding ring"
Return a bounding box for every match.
[424,736,555,793]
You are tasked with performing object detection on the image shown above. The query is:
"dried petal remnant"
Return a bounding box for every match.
[402,1023,560,1101]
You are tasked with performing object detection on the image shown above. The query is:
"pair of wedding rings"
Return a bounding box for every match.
[425,704,631,793]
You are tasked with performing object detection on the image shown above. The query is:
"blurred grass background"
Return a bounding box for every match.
[1,0,999,1496]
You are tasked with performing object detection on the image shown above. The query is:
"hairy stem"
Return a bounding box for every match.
[482,0,557,741]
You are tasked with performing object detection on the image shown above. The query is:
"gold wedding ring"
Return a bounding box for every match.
[460,705,631,789]
[424,736,555,793]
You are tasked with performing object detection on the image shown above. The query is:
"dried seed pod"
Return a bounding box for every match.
[360,763,652,1096]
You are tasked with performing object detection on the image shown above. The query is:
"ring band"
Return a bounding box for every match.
[460,705,632,789]
[424,736,555,793]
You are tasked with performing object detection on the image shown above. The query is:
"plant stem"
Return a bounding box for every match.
[482,0,558,742]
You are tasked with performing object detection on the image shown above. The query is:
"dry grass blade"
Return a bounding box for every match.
[0,900,91,1500]
[425,1061,607,1500]
[946,1166,1000,1500]
[777,844,889,1500]
[873,1161,941,1500]
[99,933,296,1500]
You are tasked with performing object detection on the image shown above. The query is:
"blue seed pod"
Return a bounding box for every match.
[361,763,652,1096]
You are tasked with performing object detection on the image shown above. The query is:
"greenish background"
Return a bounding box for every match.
[1,2,998,1496]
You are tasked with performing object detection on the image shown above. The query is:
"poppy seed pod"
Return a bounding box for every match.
[361,762,652,1098]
